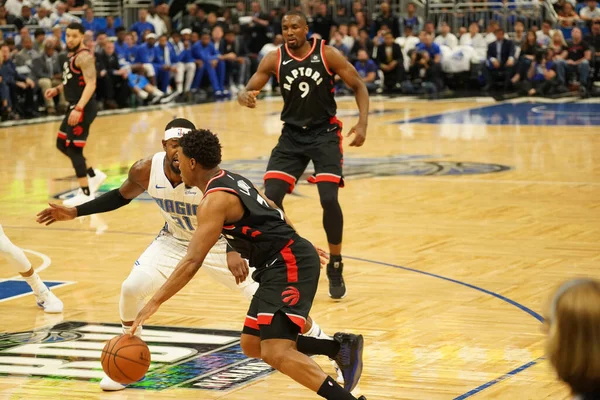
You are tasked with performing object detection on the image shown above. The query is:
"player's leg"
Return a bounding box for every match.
[264,126,310,209]
[308,118,346,299]
[0,225,62,313]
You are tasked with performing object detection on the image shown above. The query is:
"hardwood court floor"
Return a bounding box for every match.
[1,96,599,399]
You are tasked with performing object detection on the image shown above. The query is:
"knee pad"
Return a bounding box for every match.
[120,268,156,322]
[65,146,87,178]
[264,179,290,209]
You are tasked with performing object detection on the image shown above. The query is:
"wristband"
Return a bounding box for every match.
[75,189,132,217]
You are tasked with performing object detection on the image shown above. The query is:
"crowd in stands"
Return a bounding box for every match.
[0,0,599,121]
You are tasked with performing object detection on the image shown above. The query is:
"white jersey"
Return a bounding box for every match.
[147,152,203,241]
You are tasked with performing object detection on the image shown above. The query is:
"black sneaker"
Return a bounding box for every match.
[327,261,346,299]
[358,397,367,400]
[333,332,364,392]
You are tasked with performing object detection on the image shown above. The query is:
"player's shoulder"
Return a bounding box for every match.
[128,155,153,182]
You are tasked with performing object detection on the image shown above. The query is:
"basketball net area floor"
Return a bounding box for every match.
[1,96,599,399]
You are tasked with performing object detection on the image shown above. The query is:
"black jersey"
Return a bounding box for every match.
[205,170,297,269]
[277,38,336,128]
[62,48,90,104]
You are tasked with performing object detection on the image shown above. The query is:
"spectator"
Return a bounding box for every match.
[130,9,155,43]
[335,5,352,26]
[245,2,270,55]
[81,8,101,34]
[518,48,560,96]
[14,27,31,50]
[350,28,374,63]
[405,50,438,94]
[104,16,117,37]
[134,32,158,85]
[153,34,178,96]
[33,29,46,53]
[192,31,226,96]
[51,25,65,52]
[331,31,350,57]
[434,22,458,49]
[401,3,422,33]
[0,50,18,121]
[0,5,18,27]
[585,21,600,74]
[580,0,600,29]
[36,7,53,29]
[562,27,591,90]
[551,30,569,58]
[127,70,164,103]
[269,8,282,36]
[5,0,24,19]
[514,30,542,81]
[415,31,444,89]
[353,48,378,93]
[352,11,367,31]
[376,31,404,92]
[65,0,89,13]
[148,6,167,36]
[94,31,107,56]
[192,8,209,35]
[5,37,17,55]
[485,21,500,44]
[14,35,39,78]
[311,3,335,41]
[181,4,198,30]
[51,2,81,26]
[460,22,488,60]
[32,38,67,114]
[218,29,249,93]
[206,12,222,34]
[424,21,436,36]
[157,4,171,36]
[172,29,196,98]
[558,2,580,37]
[511,21,526,48]
[338,24,355,50]
[231,1,246,25]
[536,20,554,48]
[0,44,35,118]
[373,1,400,38]
[114,27,128,58]
[483,28,516,90]
[15,2,38,30]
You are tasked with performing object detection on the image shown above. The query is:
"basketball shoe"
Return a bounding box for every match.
[333,332,364,392]
[327,260,346,299]
[36,290,63,313]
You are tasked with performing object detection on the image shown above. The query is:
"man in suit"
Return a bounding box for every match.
[483,28,516,90]
[14,35,39,77]
[31,38,67,115]
[97,41,130,109]
[376,31,404,92]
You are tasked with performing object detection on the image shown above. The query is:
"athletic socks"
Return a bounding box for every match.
[81,186,90,196]
[330,254,342,264]
[87,168,95,178]
[296,336,340,359]
[24,271,48,297]
[304,321,322,337]
[317,376,357,399]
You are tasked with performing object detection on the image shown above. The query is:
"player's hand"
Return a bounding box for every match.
[68,109,82,126]
[36,203,78,225]
[314,246,329,268]
[131,299,160,335]
[227,251,249,284]
[237,90,260,108]
[347,123,367,147]
[45,88,58,99]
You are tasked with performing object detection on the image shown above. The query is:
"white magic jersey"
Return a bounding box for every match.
[147,152,203,241]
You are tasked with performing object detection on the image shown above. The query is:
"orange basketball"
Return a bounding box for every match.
[101,334,151,384]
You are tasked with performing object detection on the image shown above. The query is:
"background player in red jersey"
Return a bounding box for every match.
[131,129,366,400]
[237,11,369,300]
[45,22,105,207]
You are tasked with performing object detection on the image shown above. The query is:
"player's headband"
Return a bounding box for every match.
[548,278,595,324]
[164,127,192,141]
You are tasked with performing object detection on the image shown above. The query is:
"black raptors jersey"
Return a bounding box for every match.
[278,38,336,128]
[205,170,297,269]
[62,48,89,104]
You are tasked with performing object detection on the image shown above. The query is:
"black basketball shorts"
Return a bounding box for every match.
[242,235,321,341]
[264,117,344,193]
[57,99,97,147]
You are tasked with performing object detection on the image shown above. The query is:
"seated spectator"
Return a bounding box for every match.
[15,2,38,30]
[401,2,422,34]
[33,29,46,54]
[94,31,107,56]
[14,27,31,50]
[415,31,444,90]
[339,24,355,50]
[0,5,18,27]
[51,26,66,52]
[511,21,526,48]
[51,2,81,26]
[0,50,17,120]
[153,34,178,95]
[104,16,118,37]
[127,70,164,103]
[0,44,35,118]
[191,8,208,35]
[181,4,198,30]
[585,21,600,81]
[514,30,542,82]
[96,40,129,108]
[4,38,17,57]
[330,31,350,57]
[334,5,351,26]
[130,9,155,44]
[434,22,458,50]
[219,29,249,93]
[376,31,404,92]
[580,0,600,30]
[353,49,379,93]
[192,31,226,96]
[483,28,516,90]
[352,11,367,32]
[372,1,400,38]
[349,28,374,63]
[174,30,196,98]
[81,8,100,34]
[460,22,488,61]
[114,27,128,58]
[558,2,580,39]
[485,21,500,44]
[551,30,569,59]
[156,4,171,36]
[14,35,39,78]
[36,6,53,29]
[255,34,281,92]
[517,48,560,96]
[311,3,335,41]
[404,50,438,95]
[32,38,67,114]
[560,27,592,90]
[423,21,436,37]
[134,32,158,85]
[148,6,168,37]
[536,20,554,48]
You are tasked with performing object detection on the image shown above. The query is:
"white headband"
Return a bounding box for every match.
[164,127,192,141]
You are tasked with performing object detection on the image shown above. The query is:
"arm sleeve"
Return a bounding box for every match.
[75,189,132,217]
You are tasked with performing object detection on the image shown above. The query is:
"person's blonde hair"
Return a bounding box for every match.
[553,30,568,47]
[546,279,600,396]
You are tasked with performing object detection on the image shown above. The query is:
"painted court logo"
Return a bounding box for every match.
[0,321,273,391]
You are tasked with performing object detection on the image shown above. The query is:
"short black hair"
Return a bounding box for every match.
[165,118,196,131]
[179,129,222,169]
[34,28,45,37]
[67,22,85,34]
[116,26,126,34]
[283,10,308,24]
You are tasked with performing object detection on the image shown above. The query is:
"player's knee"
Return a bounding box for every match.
[318,184,340,210]
[65,147,87,178]
[56,138,67,152]
[260,345,288,370]
[120,276,142,300]
[240,335,261,358]
[264,179,289,209]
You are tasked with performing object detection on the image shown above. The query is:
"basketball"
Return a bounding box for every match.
[101,334,151,384]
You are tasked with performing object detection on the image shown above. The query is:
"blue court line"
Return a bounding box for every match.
[4,225,545,397]
[0,280,71,302]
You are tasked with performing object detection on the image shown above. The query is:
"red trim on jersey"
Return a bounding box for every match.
[244,316,259,330]
[72,140,87,148]
[202,187,238,199]
[203,170,226,191]
[57,131,67,139]
[281,239,298,283]
[285,313,306,332]
[257,313,274,325]
[69,49,89,74]
[264,171,296,193]
[307,173,342,185]
[276,47,281,83]
[320,40,333,76]
[284,37,317,62]
[223,225,235,230]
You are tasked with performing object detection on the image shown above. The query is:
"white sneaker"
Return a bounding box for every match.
[230,84,239,95]
[100,375,127,391]
[87,169,106,194]
[331,359,344,384]
[36,290,63,313]
[63,189,93,206]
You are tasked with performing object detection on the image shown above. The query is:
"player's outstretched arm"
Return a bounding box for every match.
[237,50,278,108]
[131,192,237,334]
[35,157,150,225]
[324,45,369,147]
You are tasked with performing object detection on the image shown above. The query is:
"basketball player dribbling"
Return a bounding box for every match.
[36,119,340,391]
[131,129,366,400]
[238,11,369,300]
[44,22,106,207]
